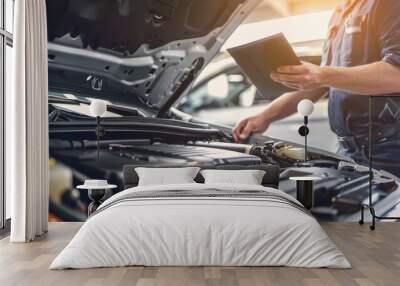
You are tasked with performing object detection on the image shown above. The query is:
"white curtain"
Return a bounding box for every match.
[7,0,49,242]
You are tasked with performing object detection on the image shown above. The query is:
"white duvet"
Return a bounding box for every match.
[50,183,351,269]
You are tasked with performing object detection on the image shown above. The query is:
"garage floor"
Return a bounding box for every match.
[0,222,399,286]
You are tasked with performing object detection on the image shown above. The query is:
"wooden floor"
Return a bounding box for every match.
[0,222,399,286]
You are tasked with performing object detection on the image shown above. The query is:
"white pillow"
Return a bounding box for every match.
[135,167,200,186]
[200,169,266,185]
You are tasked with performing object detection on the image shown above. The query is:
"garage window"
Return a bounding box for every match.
[0,0,14,232]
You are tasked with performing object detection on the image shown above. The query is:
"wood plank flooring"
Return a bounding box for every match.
[0,222,399,286]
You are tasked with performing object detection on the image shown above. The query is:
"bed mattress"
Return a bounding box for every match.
[50,183,351,269]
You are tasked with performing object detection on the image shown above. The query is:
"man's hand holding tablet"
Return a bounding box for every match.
[228,33,327,92]
[228,33,302,94]
[271,61,330,90]
[229,33,327,142]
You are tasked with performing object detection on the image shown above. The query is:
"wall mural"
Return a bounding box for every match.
[47,0,400,223]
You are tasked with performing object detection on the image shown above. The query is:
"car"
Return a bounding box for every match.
[46,0,400,222]
[177,55,338,153]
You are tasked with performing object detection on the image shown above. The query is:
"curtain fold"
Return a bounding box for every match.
[8,0,49,242]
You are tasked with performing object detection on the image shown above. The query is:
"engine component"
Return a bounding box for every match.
[275,146,305,161]
[127,143,261,165]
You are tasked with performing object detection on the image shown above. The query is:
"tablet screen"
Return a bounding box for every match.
[228,33,301,96]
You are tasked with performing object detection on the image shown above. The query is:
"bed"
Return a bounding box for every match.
[50,165,351,269]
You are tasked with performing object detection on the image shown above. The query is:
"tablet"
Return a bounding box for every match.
[228,33,301,96]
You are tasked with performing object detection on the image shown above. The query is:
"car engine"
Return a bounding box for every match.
[49,134,400,222]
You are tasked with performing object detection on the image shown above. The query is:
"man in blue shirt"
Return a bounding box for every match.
[233,0,400,177]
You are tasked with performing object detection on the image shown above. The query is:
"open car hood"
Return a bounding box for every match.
[47,0,260,116]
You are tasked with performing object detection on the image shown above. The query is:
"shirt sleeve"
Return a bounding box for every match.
[373,0,400,67]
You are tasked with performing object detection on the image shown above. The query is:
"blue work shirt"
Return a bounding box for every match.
[322,0,400,137]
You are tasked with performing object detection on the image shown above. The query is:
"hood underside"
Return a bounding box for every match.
[47,0,260,116]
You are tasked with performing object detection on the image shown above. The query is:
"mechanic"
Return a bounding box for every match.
[233,0,400,177]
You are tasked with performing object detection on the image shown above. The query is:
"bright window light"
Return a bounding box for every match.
[223,10,333,50]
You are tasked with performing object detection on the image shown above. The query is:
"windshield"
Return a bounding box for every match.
[49,92,121,118]
[177,55,291,115]
[48,91,145,119]
[179,66,269,113]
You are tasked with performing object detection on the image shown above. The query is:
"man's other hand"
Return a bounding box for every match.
[232,114,271,142]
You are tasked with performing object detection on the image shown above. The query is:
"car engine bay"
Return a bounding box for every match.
[48,108,400,222]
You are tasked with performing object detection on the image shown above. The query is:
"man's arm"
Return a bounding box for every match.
[272,0,400,95]
[258,87,328,122]
[270,61,400,96]
[323,62,400,95]
[232,87,328,141]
